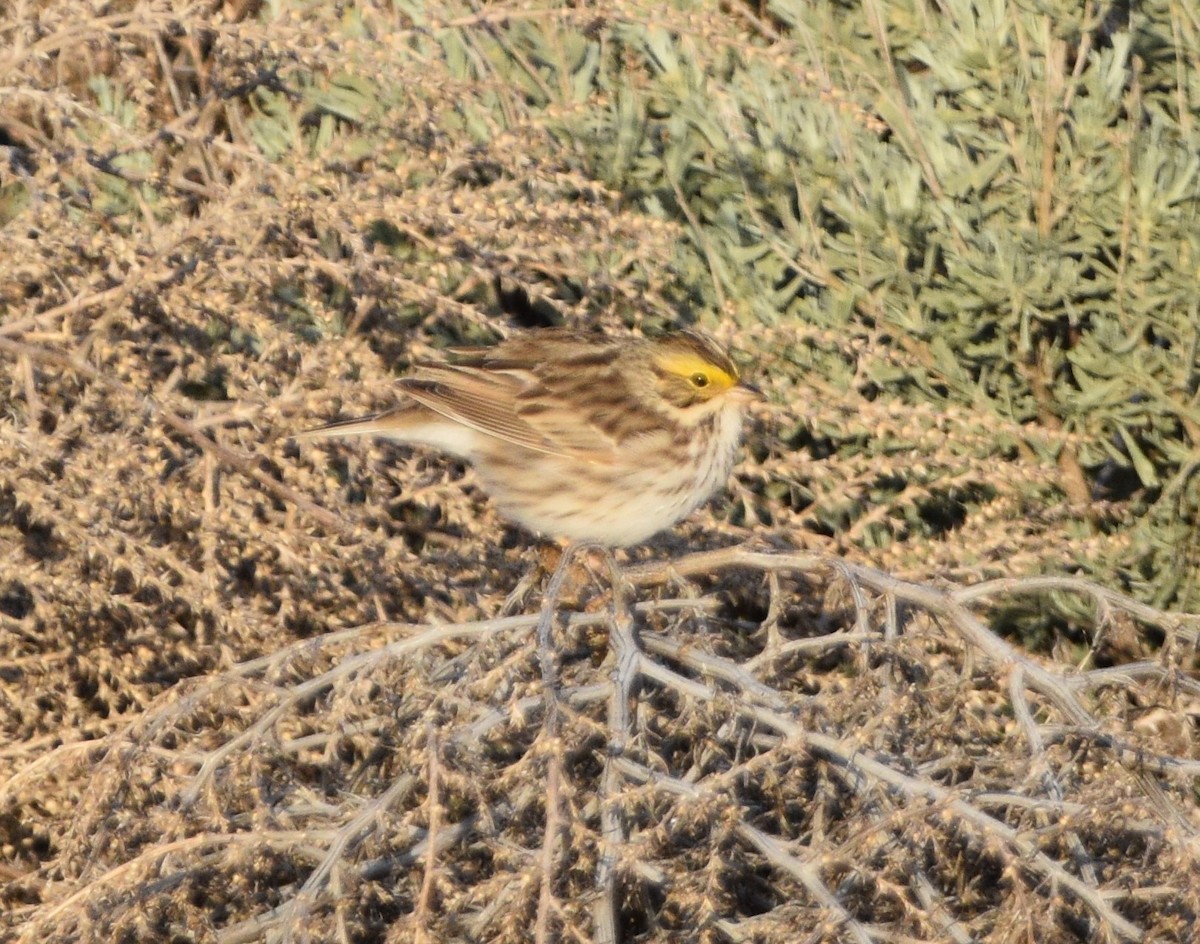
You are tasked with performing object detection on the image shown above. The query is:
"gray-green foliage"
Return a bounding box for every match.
[422,0,1199,606]
[30,0,1197,605]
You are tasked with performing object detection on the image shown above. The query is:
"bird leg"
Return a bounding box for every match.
[534,541,587,708]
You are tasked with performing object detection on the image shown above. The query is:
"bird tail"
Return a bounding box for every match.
[295,412,394,441]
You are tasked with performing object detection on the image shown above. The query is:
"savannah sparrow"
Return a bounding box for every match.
[301,328,760,546]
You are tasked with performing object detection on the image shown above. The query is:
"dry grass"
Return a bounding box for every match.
[4,546,1198,941]
[1,1,1198,941]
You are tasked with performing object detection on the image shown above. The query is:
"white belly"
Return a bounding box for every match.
[479,404,744,546]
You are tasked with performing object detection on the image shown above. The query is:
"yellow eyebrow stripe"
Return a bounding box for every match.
[656,352,738,391]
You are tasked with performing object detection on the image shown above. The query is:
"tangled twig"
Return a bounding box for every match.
[4,546,1198,943]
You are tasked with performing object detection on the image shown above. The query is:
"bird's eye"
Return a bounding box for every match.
[689,372,710,388]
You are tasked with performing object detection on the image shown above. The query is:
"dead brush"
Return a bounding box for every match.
[4,545,1198,943]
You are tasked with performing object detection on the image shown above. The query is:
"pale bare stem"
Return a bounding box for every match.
[19,831,336,944]
[634,655,714,702]
[459,685,611,744]
[1009,666,1100,886]
[379,815,481,878]
[156,406,351,534]
[882,590,899,641]
[14,542,1199,941]
[641,549,1132,728]
[4,605,715,811]
[768,734,1144,940]
[1067,661,1200,695]
[281,721,390,757]
[531,543,583,944]
[1037,727,1200,779]
[763,570,784,653]
[594,552,641,944]
[332,869,352,944]
[949,575,1200,645]
[218,817,483,944]
[500,563,541,616]
[1009,665,1047,755]
[614,587,1150,940]
[413,729,442,944]
[536,542,583,724]
[182,621,529,806]
[829,560,876,640]
[616,758,873,944]
[278,773,419,943]
[22,620,491,805]
[848,729,1141,938]
[534,743,565,944]
[911,868,973,944]
[237,605,696,683]
[641,633,786,709]
[745,631,873,672]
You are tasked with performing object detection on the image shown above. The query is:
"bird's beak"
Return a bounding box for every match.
[731,381,765,403]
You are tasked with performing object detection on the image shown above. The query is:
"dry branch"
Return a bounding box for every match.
[5,548,1197,942]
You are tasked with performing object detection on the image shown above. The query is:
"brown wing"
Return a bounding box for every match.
[395,363,574,457]
[432,331,665,456]
[445,329,606,371]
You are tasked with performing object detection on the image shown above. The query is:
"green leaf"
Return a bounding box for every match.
[0,181,31,228]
